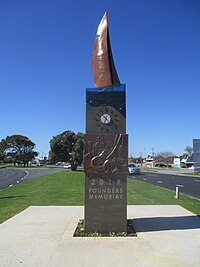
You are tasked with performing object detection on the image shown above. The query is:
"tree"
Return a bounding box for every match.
[49,131,84,171]
[1,134,38,167]
[184,146,193,157]
[0,142,5,162]
[154,151,176,164]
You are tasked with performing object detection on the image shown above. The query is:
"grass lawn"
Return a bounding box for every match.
[0,171,199,224]
[182,173,200,176]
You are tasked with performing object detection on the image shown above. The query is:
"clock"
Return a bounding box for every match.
[94,106,121,133]
[101,114,111,124]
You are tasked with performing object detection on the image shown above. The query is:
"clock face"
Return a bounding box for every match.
[101,114,111,124]
[94,106,120,133]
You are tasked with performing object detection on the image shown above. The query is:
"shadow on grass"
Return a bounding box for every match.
[133,215,200,232]
[0,196,25,199]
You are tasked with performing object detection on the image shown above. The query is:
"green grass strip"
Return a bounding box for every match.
[127,179,200,216]
[0,171,199,224]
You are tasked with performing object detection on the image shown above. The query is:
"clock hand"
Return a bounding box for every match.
[102,114,109,122]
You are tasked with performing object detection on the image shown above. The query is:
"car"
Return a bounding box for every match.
[181,163,187,168]
[128,163,141,175]
[63,163,71,169]
[56,162,66,166]
[188,165,194,170]
[154,163,167,168]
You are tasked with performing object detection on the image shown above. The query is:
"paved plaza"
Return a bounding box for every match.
[0,205,200,267]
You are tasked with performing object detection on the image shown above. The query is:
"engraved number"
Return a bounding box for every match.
[99,179,104,185]
[91,178,121,185]
[117,179,121,185]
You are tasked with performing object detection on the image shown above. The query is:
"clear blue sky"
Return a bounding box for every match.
[0,0,200,158]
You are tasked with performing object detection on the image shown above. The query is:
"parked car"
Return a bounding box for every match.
[188,165,194,170]
[56,162,66,166]
[154,163,167,168]
[181,163,187,168]
[64,163,71,169]
[128,163,141,175]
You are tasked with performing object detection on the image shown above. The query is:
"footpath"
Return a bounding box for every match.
[0,205,200,267]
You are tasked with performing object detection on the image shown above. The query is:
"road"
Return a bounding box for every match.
[129,171,200,199]
[0,167,62,190]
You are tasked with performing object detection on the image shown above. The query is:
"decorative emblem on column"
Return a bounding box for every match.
[84,134,128,173]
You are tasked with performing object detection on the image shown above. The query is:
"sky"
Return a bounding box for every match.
[0,0,200,158]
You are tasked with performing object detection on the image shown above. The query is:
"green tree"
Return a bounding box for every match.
[49,131,84,171]
[0,142,5,162]
[154,151,176,164]
[1,134,38,167]
[180,146,193,160]
[184,146,193,157]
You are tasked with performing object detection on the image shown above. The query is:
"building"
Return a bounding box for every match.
[193,139,200,173]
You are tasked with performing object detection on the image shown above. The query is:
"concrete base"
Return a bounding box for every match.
[0,205,200,267]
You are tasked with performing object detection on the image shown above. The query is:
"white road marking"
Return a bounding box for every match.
[16,181,19,183]
[9,184,13,187]
[157,181,163,184]
[149,174,157,177]
[23,171,29,179]
[21,178,24,181]
[194,180,200,182]
[143,178,148,181]
[177,184,183,187]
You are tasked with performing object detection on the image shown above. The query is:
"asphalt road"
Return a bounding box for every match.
[0,167,62,190]
[129,171,200,199]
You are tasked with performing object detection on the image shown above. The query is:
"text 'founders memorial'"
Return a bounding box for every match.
[84,12,128,233]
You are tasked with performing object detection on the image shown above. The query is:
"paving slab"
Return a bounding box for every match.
[0,205,200,267]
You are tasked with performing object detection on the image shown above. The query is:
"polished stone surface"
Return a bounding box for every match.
[85,173,127,233]
[85,85,127,233]
[86,85,126,134]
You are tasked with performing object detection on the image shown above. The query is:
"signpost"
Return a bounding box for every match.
[174,158,181,168]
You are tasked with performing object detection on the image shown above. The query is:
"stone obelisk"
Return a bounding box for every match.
[84,12,128,233]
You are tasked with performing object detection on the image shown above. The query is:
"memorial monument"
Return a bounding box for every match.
[84,12,128,233]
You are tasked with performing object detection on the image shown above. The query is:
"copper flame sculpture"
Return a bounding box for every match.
[92,12,121,88]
